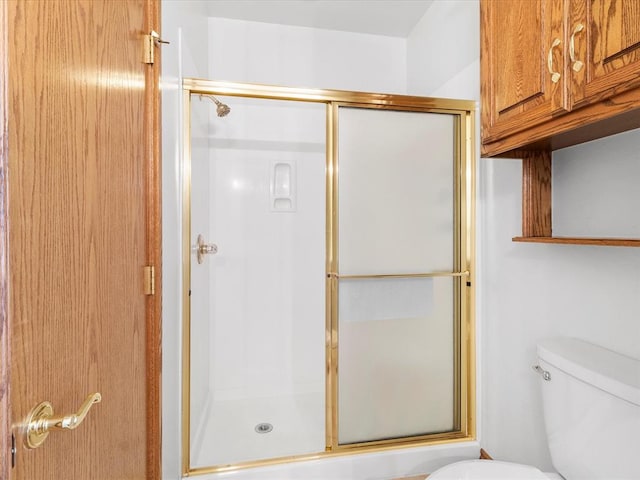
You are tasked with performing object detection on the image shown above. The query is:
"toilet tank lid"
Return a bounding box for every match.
[537,338,640,407]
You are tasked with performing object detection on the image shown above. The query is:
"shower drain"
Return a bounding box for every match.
[255,423,273,434]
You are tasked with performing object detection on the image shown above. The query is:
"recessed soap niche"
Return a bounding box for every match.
[270,159,297,212]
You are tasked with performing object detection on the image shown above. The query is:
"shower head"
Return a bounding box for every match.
[198,94,231,117]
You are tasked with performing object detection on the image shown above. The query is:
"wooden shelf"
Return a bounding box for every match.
[513,236,640,247]
[509,148,640,248]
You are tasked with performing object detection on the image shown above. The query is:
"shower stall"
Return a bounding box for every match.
[182,79,475,476]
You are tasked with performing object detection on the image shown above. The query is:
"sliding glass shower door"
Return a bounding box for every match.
[182,79,475,475]
[333,107,463,446]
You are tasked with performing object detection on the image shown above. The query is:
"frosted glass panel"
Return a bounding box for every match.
[338,107,455,274]
[339,277,434,322]
[338,277,455,444]
[337,106,458,445]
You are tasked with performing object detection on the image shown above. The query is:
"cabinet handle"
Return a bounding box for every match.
[547,38,561,83]
[570,24,585,72]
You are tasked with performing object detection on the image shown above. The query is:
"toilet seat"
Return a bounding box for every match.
[428,459,550,479]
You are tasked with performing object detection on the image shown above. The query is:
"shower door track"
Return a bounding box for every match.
[181,78,476,476]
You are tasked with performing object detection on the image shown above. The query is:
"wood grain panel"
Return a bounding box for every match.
[513,236,640,246]
[479,448,493,459]
[521,150,552,238]
[481,85,640,156]
[144,0,162,478]
[480,0,492,144]
[481,0,568,144]
[570,0,640,108]
[493,0,544,114]
[8,0,154,478]
[0,0,10,477]
[593,0,640,67]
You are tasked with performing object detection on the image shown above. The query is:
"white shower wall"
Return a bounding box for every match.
[190,98,214,444]
[207,157,326,399]
[190,13,416,469]
[203,99,327,402]
[189,97,327,467]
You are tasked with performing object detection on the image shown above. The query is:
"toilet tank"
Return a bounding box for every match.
[537,338,640,480]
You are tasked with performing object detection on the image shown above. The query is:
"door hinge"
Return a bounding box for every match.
[11,433,16,468]
[143,30,169,65]
[143,265,156,296]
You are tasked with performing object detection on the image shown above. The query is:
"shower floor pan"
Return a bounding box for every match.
[191,391,325,468]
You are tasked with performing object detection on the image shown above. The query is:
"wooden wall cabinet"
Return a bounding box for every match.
[481,0,640,247]
[481,0,567,144]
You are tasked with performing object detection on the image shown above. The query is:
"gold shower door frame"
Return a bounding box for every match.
[181,78,476,476]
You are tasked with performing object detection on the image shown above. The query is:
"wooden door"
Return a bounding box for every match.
[481,0,568,144]
[569,0,640,108]
[1,0,161,478]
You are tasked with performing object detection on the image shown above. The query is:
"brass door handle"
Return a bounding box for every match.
[25,392,101,449]
[570,23,585,72]
[547,38,562,83]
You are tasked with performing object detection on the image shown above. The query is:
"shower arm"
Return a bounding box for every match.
[197,93,231,117]
[198,94,223,107]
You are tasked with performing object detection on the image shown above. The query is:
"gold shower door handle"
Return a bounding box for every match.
[24,392,102,449]
[547,38,562,83]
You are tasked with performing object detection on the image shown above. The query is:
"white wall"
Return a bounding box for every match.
[482,139,640,470]
[408,0,640,472]
[208,17,407,93]
[407,0,479,97]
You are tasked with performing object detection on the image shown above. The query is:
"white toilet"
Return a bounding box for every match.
[429,337,640,479]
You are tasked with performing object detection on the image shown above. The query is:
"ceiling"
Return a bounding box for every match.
[206,0,435,38]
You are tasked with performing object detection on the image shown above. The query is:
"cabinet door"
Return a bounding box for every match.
[481,0,568,143]
[569,0,640,108]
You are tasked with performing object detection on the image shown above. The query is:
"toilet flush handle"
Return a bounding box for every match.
[532,365,551,381]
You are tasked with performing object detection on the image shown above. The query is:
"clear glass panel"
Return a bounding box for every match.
[338,277,456,444]
[189,96,326,467]
[338,108,455,275]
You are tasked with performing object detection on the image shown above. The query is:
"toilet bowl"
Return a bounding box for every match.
[428,459,561,479]
[428,338,640,480]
